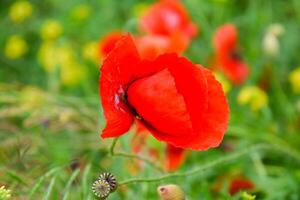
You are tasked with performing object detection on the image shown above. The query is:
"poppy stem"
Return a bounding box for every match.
[113,152,165,172]
[110,138,119,156]
[118,143,300,186]
[108,137,164,172]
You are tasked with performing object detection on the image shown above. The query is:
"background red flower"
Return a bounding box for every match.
[213,24,249,84]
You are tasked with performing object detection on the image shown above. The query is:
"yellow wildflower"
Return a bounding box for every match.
[82,41,99,64]
[4,34,28,59]
[60,63,86,86]
[214,72,231,94]
[237,86,268,111]
[289,67,300,93]
[9,0,33,23]
[40,20,63,40]
[38,41,59,72]
[71,4,91,20]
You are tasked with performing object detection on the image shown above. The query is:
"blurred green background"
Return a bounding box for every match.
[1,0,300,199]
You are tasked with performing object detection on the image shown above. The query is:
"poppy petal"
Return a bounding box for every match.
[165,144,185,171]
[192,67,229,149]
[99,31,123,57]
[128,54,229,150]
[99,34,141,138]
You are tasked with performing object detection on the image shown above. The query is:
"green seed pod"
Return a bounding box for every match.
[98,172,117,192]
[92,179,111,199]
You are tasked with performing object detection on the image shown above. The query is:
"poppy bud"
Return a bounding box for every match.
[157,184,186,200]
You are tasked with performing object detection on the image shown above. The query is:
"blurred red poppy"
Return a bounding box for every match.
[99,32,188,61]
[140,0,197,42]
[135,32,189,60]
[213,24,249,84]
[229,177,255,195]
[99,34,229,150]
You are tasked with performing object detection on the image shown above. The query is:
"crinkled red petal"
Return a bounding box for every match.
[192,67,229,149]
[127,67,194,138]
[99,31,124,57]
[99,34,141,138]
[165,144,185,171]
[127,54,229,150]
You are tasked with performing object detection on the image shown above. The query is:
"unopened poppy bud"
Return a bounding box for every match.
[157,184,186,200]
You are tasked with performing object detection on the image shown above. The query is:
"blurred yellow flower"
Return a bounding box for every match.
[214,72,231,94]
[40,20,63,40]
[57,45,87,86]
[38,41,87,86]
[4,34,28,59]
[82,41,99,64]
[237,86,268,111]
[289,67,300,93]
[71,4,91,20]
[9,0,33,23]
[38,41,58,72]
[60,63,87,86]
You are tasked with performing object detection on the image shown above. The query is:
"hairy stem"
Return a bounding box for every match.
[110,138,119,156]
[119,143,300,186]
[109,137,164,172]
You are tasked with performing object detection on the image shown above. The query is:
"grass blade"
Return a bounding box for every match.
[62,169,80,200]
[29,167,61,200]
[43,176,56,200]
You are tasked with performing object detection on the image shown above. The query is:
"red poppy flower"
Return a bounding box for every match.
[98,31,123,58]
[140,0,197,39]
[213,24,249,84]
[229,177,255,195]
[99,34,229,150]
